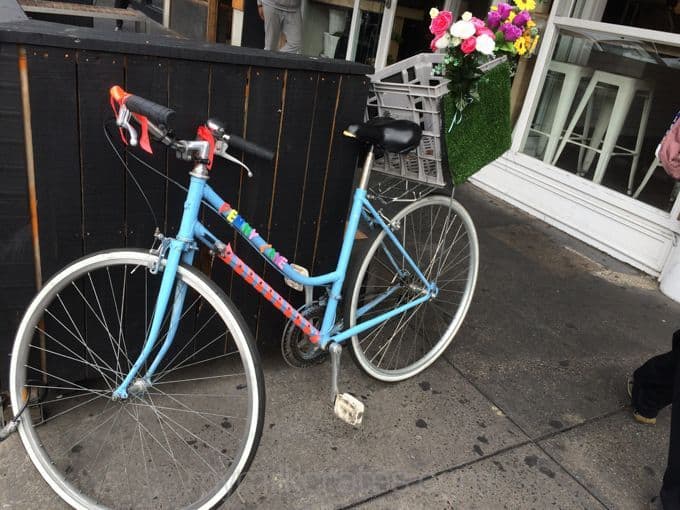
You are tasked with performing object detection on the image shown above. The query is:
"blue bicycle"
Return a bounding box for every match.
[8,87,478,509]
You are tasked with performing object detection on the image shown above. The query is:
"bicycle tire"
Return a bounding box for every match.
[10,249,265,509]
[344,195,479,382]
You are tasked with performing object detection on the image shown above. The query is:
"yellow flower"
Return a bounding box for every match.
[514,0,536,10]
[514,37,528,55]
[491,5,498,11]
[527,19,536,28]
[508,11,516,22]
[530,35,540,53]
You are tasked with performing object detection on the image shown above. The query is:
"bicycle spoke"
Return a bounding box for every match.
[350,196,478,379]
[13,251,262,508]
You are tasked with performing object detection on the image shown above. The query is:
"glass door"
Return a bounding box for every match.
[345,0,397,68]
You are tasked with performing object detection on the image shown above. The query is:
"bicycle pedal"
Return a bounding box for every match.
[334,393,364,427]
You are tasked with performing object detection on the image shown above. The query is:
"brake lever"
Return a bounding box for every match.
[215,140,253,178]
[115,105,139,147]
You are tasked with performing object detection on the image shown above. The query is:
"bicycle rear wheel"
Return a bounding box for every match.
[344,194,478,382]
[10,249,264,509]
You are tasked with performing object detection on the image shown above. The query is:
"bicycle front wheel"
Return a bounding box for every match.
[10,249,264,509]
[345,195,479,382]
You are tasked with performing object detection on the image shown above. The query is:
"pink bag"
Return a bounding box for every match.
[659,112,680,180]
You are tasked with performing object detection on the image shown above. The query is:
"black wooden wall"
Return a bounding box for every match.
[0,20,371,390]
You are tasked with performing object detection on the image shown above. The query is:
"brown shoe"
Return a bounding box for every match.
[634,412,657,425]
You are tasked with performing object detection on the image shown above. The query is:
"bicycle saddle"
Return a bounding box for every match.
[343,117,422,154]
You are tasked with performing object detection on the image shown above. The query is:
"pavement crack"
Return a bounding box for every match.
[338,438,533,510]
[442,356,617,510]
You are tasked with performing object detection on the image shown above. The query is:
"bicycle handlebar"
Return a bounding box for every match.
[225,134,274,161]
[110,85,175,128]
[110,86,274,166]
[125,95,176,128]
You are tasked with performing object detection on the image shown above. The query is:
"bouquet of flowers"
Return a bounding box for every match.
[429,1,540,113]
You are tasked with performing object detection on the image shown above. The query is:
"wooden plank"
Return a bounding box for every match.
[0,20,374,75]
[292,73,339,274]
[0,44,34,389]
[204,63,248,298]
[19,0,143,20]
[24,46,87,384]
[313,74,368,275]
[206,0,219,42]
[165,60,210,235]
[124,55,169,248]
[77,51,126,254]
[26,46,83,280]
[123,56,171,352]
[257,70,319,344]
[75,51,126,380]
[230,67,282,342]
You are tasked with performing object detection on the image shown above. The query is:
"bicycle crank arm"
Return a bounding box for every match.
[329,342,364,427]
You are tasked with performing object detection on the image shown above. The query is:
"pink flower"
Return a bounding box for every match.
[471,16,486,34]
[496,2,513,20]
[461,37,477,55]
[477,27,496,39]
[429,10,453,36]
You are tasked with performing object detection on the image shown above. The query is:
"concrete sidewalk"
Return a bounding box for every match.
[2,183,679,509]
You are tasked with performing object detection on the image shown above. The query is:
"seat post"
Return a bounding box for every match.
[358,145,375,191]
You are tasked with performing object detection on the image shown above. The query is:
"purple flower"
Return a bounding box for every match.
[513,11,531,27]
[500,23,523,42]
[486,11,501,29]
[496,2,513,20]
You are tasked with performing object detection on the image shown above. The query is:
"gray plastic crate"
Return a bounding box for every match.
[367,53,506,187]
[367,53,448,187]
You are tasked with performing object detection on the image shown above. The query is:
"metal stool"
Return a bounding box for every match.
[552,70,654,194]
[529,61,593,164]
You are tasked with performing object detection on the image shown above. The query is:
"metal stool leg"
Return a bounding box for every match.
[628,90,654,194]
[592,82,635,185]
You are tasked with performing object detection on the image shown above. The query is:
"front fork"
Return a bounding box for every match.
[112,241,194,400]
[113,174,206,400]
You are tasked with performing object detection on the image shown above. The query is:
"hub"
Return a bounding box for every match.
[128,378,151,397]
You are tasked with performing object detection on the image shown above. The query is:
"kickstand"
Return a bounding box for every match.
[328,342,364,426]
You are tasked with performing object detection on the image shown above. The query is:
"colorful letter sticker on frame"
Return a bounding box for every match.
[220,202,288,269]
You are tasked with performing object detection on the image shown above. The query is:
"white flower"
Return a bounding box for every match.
[429,7,439,19]
[450,20,475,39]
[435,34,451,49]
[461,11,472,21]
[476,34,496,55]
[451,36,461,47]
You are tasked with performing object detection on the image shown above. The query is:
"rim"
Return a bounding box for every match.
[10,250,261,510]
[349,196,478,381]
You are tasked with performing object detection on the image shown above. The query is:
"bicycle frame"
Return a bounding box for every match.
[112,148,436,399]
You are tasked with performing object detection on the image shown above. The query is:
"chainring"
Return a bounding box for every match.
[281,302,329,368]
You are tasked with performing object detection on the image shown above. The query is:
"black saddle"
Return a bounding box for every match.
[344,117,422,154]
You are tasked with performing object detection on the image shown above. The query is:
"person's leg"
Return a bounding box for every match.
[633,351,675,421]
[263,5,283,51]
[633,330,680,421]
[280,8,302,54]
[661,347,680,510]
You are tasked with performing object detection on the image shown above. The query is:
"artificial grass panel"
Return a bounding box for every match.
[442,62,512,185]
